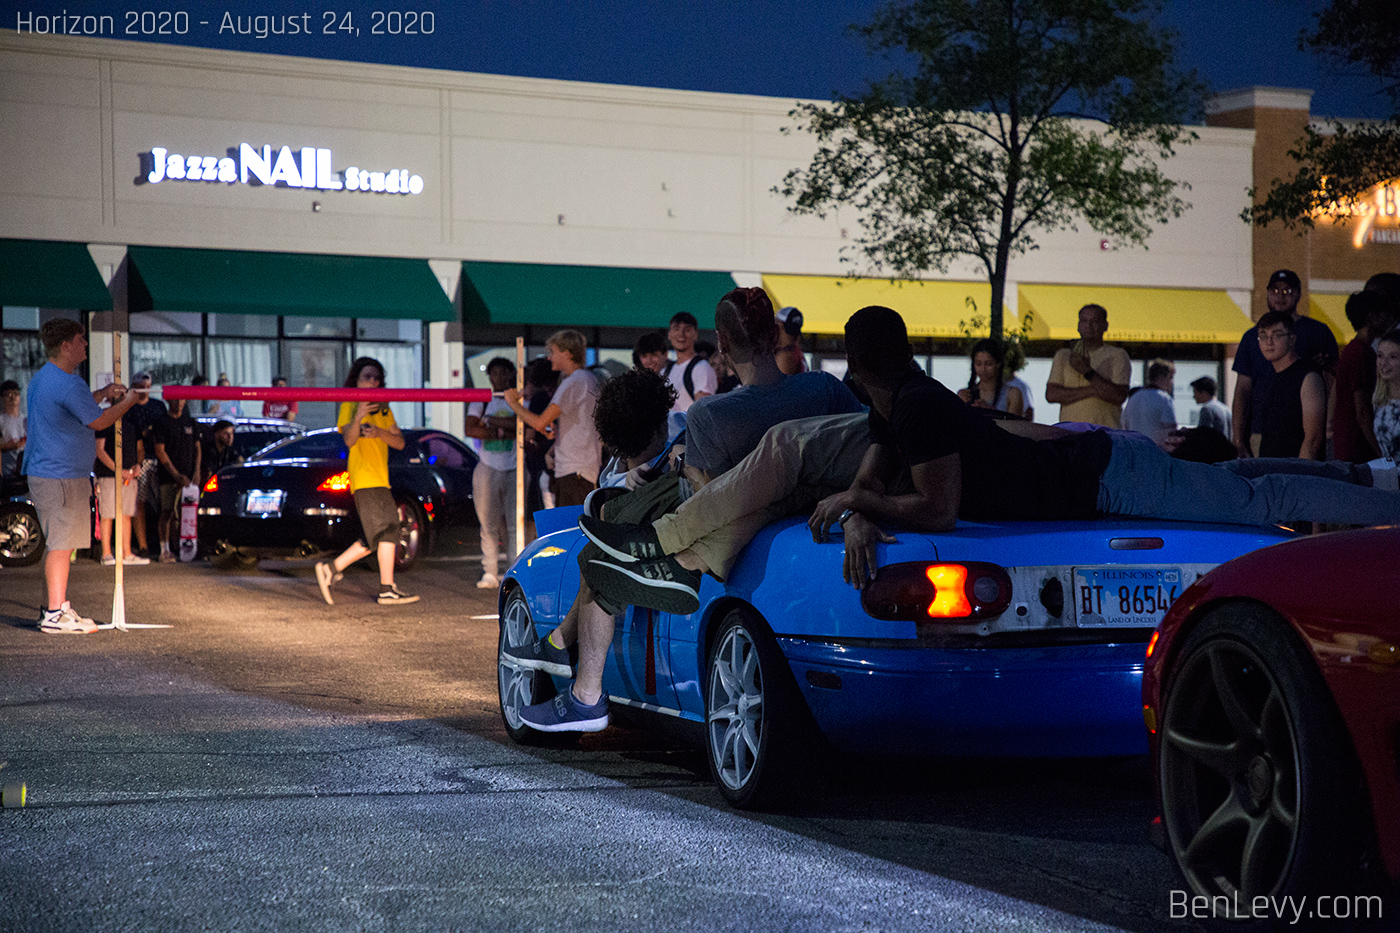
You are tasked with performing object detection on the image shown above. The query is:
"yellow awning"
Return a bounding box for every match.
[1309,294,1357,344]
[761,275,993,337]
[1017,284,1252,343]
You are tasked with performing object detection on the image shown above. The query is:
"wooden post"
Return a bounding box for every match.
[515,336,525,557]
[111,331,127,630]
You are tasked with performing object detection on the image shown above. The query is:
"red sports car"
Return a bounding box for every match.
[1144,526,1400,927]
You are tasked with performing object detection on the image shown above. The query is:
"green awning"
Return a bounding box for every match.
[0,239,112,310]
[128,246,454,321]
[461,261,736,328]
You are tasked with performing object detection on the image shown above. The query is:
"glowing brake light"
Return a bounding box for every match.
[203,474,218,493]
[1145,630,1160,660]
[925,564,971,617]
[318,471,352,492]
[861,561,1013,622]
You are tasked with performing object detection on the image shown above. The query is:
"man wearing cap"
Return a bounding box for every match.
[664,312,717,413]
[1230,269,1339,458]
[775,306,808,375]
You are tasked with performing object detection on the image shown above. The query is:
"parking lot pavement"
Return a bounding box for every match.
[0,555,1174,932]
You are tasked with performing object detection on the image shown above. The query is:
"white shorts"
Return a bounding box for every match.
[98,475,137,518]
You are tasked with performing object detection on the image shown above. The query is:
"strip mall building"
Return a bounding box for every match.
[2,31,1396,429]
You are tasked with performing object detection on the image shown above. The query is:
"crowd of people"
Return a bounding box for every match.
[10,265,1400,641]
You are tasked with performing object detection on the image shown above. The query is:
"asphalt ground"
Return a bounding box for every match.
[0,551,1203,932]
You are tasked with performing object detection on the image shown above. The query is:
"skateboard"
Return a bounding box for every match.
[178,482,199,562]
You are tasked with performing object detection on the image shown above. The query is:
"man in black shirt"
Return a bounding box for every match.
[152,394,200,562]
[804,306,1399,585]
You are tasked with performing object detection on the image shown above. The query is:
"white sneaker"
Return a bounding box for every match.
[1368,457,1398,492]
[100,555,116,566]
[123,555,151,566]
[40,604,98,635]
[476,574,500,590]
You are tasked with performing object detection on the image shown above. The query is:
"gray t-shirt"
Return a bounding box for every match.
[684,371,866,480]
[551,367,601,483]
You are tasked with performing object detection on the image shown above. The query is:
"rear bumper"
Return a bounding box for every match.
[780,638,1149,757]
[198,513,355,554]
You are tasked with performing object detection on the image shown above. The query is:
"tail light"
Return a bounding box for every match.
[203,474,218,493]
[318,471,352,492]
[861,561,1013,622]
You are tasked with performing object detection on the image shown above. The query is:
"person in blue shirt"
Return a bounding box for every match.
[26,319,142,634]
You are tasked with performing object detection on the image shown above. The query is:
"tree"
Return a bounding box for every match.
[778,0,1202,340]
[1251,0,1400,230]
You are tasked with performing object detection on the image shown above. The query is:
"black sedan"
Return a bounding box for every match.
[197,427,478,571]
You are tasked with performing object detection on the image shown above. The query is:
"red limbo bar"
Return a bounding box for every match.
[162,386,494,403]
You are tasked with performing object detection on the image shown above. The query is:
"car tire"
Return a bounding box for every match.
[496,587,573,747]
[1159,602,1377,928]
[0,502,45,568]
[705,609,818,810]
[394,498,426,572]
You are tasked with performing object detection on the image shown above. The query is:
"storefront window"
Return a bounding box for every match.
[208,313,277,337]
[3,306,40,330]
[356,319,421,341]
[208,339,275,402]
[284,315,351,338]
[356,340,423,428]
[1,333,45,391]
[282,340,348,429]
[132,337,201,390]
[130,311,201,335]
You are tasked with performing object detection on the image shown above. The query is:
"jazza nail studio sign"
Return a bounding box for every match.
[141,144,425,195]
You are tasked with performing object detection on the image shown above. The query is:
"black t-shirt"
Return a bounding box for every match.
[867,374,1111,521]
[94,412,142,478]
[152,408,199,480]
[128,398,166,460]
[1258,359,1317,459]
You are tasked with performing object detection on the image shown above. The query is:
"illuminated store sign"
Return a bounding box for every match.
[144,144,424,195]
[1324,179,1400,247]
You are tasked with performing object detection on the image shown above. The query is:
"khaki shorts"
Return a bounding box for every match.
[28,476,94,552]
[353,486,400,548]
[97,475,137,518]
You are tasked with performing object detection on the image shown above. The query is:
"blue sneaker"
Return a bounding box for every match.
[520,687,610,733]
[502,634,573,678]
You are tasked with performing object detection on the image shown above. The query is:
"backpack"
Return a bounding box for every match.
[663,357,700,402]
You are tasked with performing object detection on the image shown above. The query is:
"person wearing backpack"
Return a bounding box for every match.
[664,312,717,413]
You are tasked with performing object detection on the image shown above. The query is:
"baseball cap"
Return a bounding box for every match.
[1267,269,1301,291]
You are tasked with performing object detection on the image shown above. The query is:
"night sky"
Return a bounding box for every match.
[1,1,1392,119]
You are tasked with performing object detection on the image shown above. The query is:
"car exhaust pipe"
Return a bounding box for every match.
[211,540,231,557]
[297,540,319,558]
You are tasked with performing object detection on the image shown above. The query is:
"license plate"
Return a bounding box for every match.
[1073,566,1183,627]
[243,490,285,516]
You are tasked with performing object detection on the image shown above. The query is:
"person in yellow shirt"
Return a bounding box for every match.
[315,357,418,606]
[1045,303,1131,427]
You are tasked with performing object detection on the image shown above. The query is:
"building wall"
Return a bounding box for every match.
[1207,86,1400,317]
[1,31,1255,296]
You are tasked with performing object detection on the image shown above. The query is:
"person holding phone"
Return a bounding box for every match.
[315,357,417,606]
